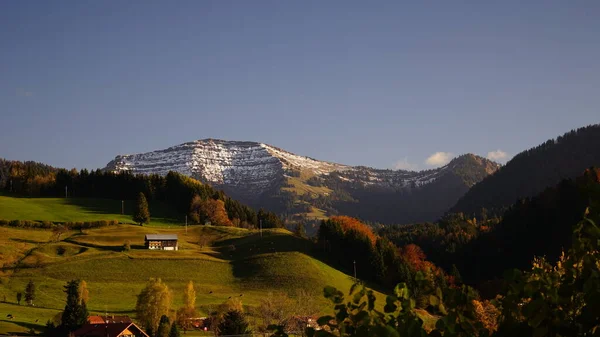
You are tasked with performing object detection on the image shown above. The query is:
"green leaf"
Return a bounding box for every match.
[429,295,439,306]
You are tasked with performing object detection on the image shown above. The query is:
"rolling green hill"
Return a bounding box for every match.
[0,195,383,335]
[0,194,181,226]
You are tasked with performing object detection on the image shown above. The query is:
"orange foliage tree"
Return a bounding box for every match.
[189,195,233,227]
[329,216,377,245]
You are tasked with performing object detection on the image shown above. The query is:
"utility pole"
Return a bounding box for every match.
[65,185,68,198]
[185,215,188,234]
[353,260,357,280]
[121,200,124,215]
[260,219,263,238]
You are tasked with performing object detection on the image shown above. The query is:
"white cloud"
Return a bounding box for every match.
[425,152,454,167]
[487,150,509,162]
[393,157,419,171]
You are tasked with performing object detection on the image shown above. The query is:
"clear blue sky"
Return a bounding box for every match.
[1,1,599,170]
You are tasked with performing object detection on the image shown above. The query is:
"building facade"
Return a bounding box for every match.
[144,234,179,250]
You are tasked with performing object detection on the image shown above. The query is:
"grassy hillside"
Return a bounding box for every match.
[0,194,181,226]
[0,195,382,335]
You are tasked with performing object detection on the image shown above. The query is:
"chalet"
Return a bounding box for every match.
[144,234,178,250]
[88,315,132,324]
[73,322,149,337]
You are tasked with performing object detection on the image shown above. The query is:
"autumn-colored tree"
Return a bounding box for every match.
[78,280,89,305]
[189,196,232,227]
[136,278,172,334]
[400,244,427,271]
[472,299,500,333]
[176,281,198,330]
[329,216,377,245]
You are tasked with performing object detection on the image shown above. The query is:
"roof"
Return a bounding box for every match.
[73,322,149,337]
[145,234,178,241]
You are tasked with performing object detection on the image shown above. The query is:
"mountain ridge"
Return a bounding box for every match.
[105,139,500,224]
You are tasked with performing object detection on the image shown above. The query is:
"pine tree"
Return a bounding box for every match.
[168,323,180,337]
[60,280,89,334]
[294,223,307,238]
[217,310,250,336]
[133,192,150,226]
[157,315,170,337]
[24,280,35,305]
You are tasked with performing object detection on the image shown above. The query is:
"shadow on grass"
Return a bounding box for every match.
[10,238,46,244]
[0,319,42,336]
[211,231,392,295]
[63,198,182,223]
[62,239,123,252]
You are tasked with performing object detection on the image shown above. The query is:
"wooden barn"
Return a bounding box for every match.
[144,234,178,250]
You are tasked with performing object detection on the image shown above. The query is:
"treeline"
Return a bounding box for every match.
[304,205,600,337]
[0,219,119,230]
[0,158,282,229]
[451,123,600,216]
[380,167,600,293]
[318,216,453,310]
[380,213,501,272]
[454,167,600,287]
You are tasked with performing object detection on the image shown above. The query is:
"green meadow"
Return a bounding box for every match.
[0,195,383,335]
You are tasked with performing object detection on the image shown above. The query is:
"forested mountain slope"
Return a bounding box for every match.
[450,124,600,216]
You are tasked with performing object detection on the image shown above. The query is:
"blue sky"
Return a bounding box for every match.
[1,1,599,170]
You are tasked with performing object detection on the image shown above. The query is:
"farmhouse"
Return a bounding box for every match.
[73,322,149,337]
[144,234,178,250]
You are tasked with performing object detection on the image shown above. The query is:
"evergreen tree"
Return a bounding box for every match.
[157,315,170,337]
[133,192,150,226]
[217,310,250,336]
[168,323,180,337]
[60,280,89,334]
[24,280,35,305]
[294,222,307,238]
[451,264,463,284]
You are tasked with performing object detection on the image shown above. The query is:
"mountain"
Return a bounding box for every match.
[450,124,600,216]
[105,139,499,224]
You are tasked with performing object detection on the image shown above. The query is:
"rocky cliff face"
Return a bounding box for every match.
[105,139,500,224]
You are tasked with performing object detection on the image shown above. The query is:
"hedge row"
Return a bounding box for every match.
[0,219,120,229]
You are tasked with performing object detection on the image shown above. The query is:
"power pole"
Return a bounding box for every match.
[260,219,263,238]
[121,200,124,215]
[353,260,357,280]
[65,185,68,198]
[185,215,188,234]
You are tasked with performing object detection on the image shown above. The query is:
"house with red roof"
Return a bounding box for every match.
[73,322,149,337]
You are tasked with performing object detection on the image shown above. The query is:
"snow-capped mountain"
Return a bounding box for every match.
[105,139,500,224]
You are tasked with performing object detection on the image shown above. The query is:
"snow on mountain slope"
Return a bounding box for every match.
[104,139,498,199]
